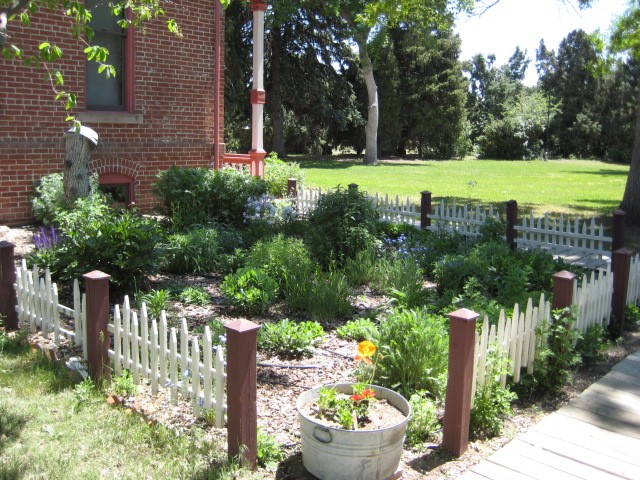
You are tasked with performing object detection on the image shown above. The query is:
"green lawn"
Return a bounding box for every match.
[295,157,629,218]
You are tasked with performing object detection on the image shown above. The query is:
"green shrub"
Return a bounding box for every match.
[372,308,449,399]
[244,234,315,295]
[576,324,609,363]
[477,217,506,243]
[257,429,285,468]
[162,227,220,274]
[286,269,353,322]
[343,247,380,287]
[221,267,278,315]
[110,370,137,398]
[305,186,379,267]
[373,255,426,309]
[521,308,582,394]
[31,173,68,226]
[28,203,162,291]
[264,152,305,198]
[135,289,170,320]
[336,318,379,342]
[177,286,210,306]
[153,166,268,228]
[470,346,517,438]
[258,319,325,357]
[625,303,640,330]
[406,393,440,448]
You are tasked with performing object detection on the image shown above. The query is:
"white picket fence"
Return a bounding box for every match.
[14,260,87,355]
[515,213,611,265]
[13,262,226,422]
[108,298,226,425]
[627,253,640,306]
[428,200,501,237]
[472,265,614,401]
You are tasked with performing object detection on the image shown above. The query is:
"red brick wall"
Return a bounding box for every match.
[0,1,225,225]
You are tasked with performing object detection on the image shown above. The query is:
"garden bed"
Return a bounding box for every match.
[5,222,640,479]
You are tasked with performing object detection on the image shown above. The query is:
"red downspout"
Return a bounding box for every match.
[213,0,222,169]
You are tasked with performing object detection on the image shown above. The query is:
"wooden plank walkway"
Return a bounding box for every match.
[458,349,640,480]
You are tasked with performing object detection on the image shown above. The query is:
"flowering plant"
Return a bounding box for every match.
[316,341,379,430]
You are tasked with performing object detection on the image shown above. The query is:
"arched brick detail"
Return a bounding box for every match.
[89,157,141,179]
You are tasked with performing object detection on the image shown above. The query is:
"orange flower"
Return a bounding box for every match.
[354,340,376,364]
[350,388,376,402]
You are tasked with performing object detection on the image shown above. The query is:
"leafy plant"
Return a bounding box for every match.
[257,429,285,468]
[244,234,315,296]
[177,286,210,306]
[374,255,426,309]
[110,369,137,398]
[522,308,582,394]
[372,308,449,399]
[305,186,379,267]
[625,304,640,331]
[405,392,440,448]
[221,267,278,315]
[285,268,353,322]
[72,378,98,413]
[31,173,68,226]
[258,319,324,358]
[264,152,305,198]
[470,345,517,438]
[576,324,609,363]
[136,289,170,320]
[336,318,379,342]
[162,227,221,274]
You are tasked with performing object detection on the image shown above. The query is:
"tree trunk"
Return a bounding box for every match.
[269,28,286,157]
[620,93,640,223]
[355,33,379,166]
[64,132,94,203]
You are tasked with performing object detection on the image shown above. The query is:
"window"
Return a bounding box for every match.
[99,173,134,206]
[85,1,134,111]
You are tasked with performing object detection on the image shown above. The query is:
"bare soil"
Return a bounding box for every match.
[3,225,640,480]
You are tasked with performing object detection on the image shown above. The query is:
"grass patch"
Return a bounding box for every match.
[296,157,628,218]
[0,347,255,480]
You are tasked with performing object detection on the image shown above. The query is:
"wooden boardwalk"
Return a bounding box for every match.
[458,350,640,480]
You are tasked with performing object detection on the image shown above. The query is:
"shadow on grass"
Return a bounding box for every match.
[0,404,28,479]
[568,169,630,177]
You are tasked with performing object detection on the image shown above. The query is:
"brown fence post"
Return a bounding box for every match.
[0,241,18,330]
[505,200,518,250]
[443,308,479,457]
[83,270,111,382]
[421,191,432,230]
[287,178,297,198]
[612,210,626,255]
[225,319,260,470]
[348,183,358,192]
[611,248,633,338]
[552,271,576,310]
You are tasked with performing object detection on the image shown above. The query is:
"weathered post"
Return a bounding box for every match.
[287,178,297,198]
[612,210,626,256]
[348,183,359,192]
[63,126,98,204]
[611,248,633,337]
[421,191,432,230]
[0,241,18,330]
[505,200,518,250]
[225,319,260,469]
[442,308,479,457]
[552,271,576,310]
[83,270,111,382]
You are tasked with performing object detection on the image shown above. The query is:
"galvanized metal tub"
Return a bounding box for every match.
[297,383,411,480]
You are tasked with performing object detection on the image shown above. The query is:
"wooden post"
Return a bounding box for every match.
[505,200,518,250]
[225,319,260,469]
[443,308,479,457]
[83,270,111,382]
[0,241,18,330]
[287,178,297,198]
[348,183,358,192]
[421,190,432,229]
[552,271,576,310]
[612,210,626,254]
[611,248,633,338]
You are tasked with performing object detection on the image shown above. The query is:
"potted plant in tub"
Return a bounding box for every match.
[296,341,412,480]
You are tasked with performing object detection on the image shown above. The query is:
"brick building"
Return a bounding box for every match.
[0,0,266,226]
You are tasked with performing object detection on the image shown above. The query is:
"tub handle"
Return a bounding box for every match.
[312,426,332,444]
